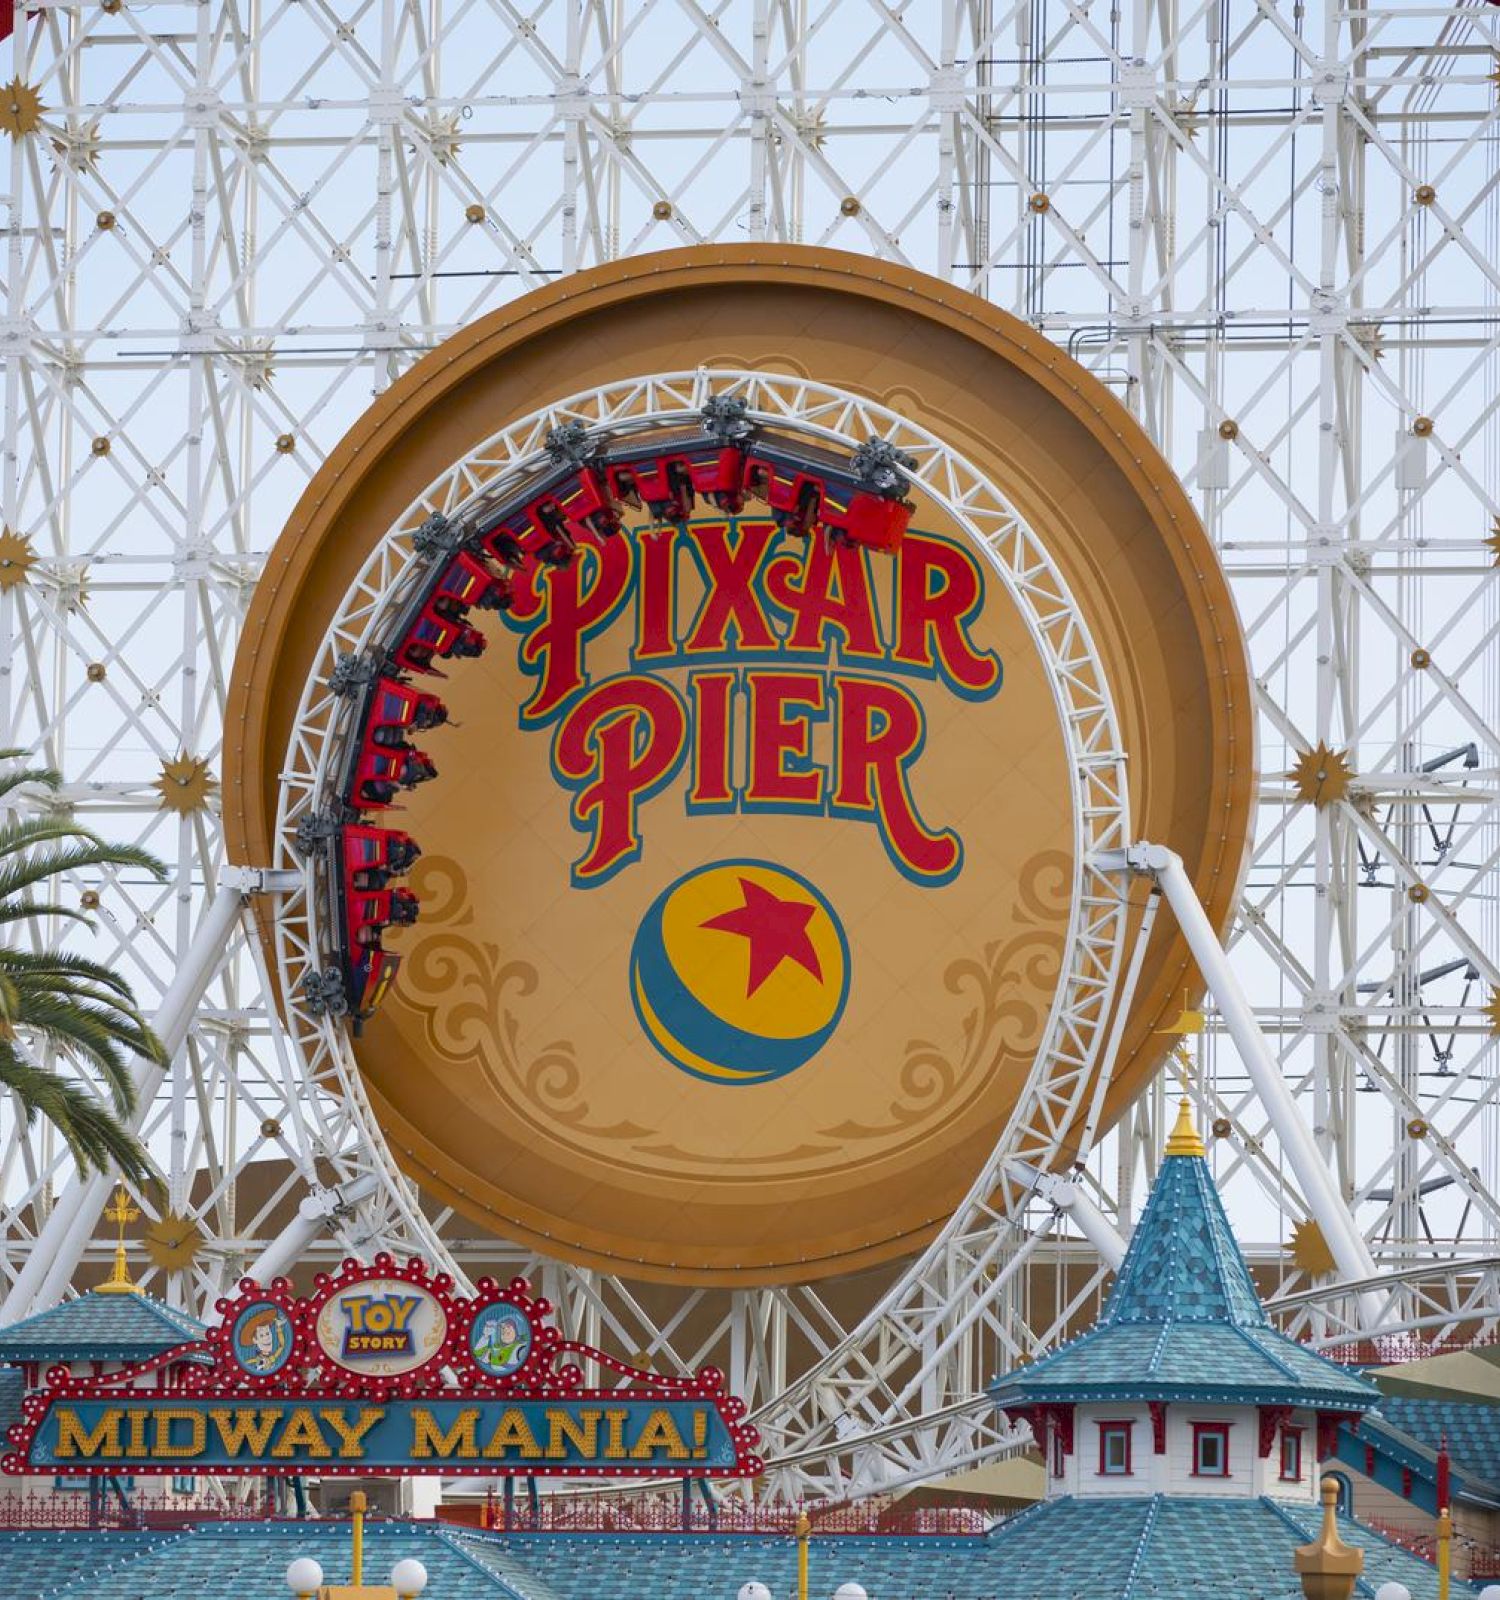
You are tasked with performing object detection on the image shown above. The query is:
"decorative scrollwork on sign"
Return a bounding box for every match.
[395,857,651,1142]
[818,849,1069,1143]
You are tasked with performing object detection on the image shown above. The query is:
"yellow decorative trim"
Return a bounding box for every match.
[1164,1097,1205,1158]
[1155,990,1205,1035]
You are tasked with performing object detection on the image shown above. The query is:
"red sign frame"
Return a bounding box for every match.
[3,1255,762,1479]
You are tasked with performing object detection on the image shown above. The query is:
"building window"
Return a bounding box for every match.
[1192,1422,1231,1477]
[1051,1428,1065,1479]
[1279,1428,1303,1482]
[52,1476,89,1492]
[171,1474,197,1495]
[1098,1421,1133,1476]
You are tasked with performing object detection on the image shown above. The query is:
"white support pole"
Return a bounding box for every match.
[244,1174,381,1285]
[0,870,293,1324]
[1117,844,1379,1289]
[1029,1172,1129,1271]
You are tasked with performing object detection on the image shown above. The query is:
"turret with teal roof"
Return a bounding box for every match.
[993,1100,1377,1441]
[973,1101,1470,1596]
[992,1098,1378,1503]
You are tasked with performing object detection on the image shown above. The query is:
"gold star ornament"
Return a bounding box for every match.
[1289,741,1355,808]
[1485,988,1500,1037]
[154,753,218,815]
[1486,515,1500,567]
[1289,1218,1336,1277]
[0,529,36,590]
[0,78,44,140]
[143,1210,203,1272]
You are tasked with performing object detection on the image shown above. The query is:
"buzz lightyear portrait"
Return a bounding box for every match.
[233,1303,293,1375]
[469,1305,532,1377]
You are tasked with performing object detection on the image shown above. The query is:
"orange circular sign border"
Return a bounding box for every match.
[225,246,1255,1285]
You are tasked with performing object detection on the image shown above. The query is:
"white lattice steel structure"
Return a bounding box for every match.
[0,0,1498,1500]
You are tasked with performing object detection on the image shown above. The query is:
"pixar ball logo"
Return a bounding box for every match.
[629,859,850,1086]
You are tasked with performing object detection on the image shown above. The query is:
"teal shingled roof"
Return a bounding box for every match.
[1104,1150,1268,1326]
[933,1494,1466,1600]
[0,1525,527,1600]
[0,1290,205,1363]
[0,1510,1471,1600]
[0,1366,21,1431]
[991,1149,1380,1410]
[1367,1397,1500,1493]
[471,1500,1467,1600]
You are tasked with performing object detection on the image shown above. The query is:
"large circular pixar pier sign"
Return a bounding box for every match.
[227,248,1254,1286]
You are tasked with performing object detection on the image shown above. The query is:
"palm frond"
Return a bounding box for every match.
[21,984,159,1047]
[0,762,63,804]
[0,950,135,997]
[14,979,146,1017]
[14,996,163,1112]
[0,769,168,1184]
[26,986,159,1043]
[0,818,111,860]
[0,903,95,928]
[0,1046,153,1185]
[0,841,168,904]
[12,982,159,1050]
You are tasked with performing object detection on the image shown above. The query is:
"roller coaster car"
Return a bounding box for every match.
[603,435,748,524]
[822,482,911,554]
[433,549,513,613]
[350,886,420,946]
[367,678,449,748]
[519,497,581,568]
[350,742,438,809]
[392,602,488,674]
[342,824,422,891]
[338,849,422,1022]
[477,508,577,572]
[543,462,625,543]
[482,463,625,574]
[348,944,400,1024]
[739,435,914,553]
[478,524,528,569]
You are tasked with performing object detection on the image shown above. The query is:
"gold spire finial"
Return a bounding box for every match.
[1293,1476,1363,1599]
[96,1182,142,1295]
[1165,1097,1205,1158]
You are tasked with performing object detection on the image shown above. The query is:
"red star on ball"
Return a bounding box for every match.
[700,877,823,998]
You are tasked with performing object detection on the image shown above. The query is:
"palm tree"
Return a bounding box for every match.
[0,753,167,1185]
